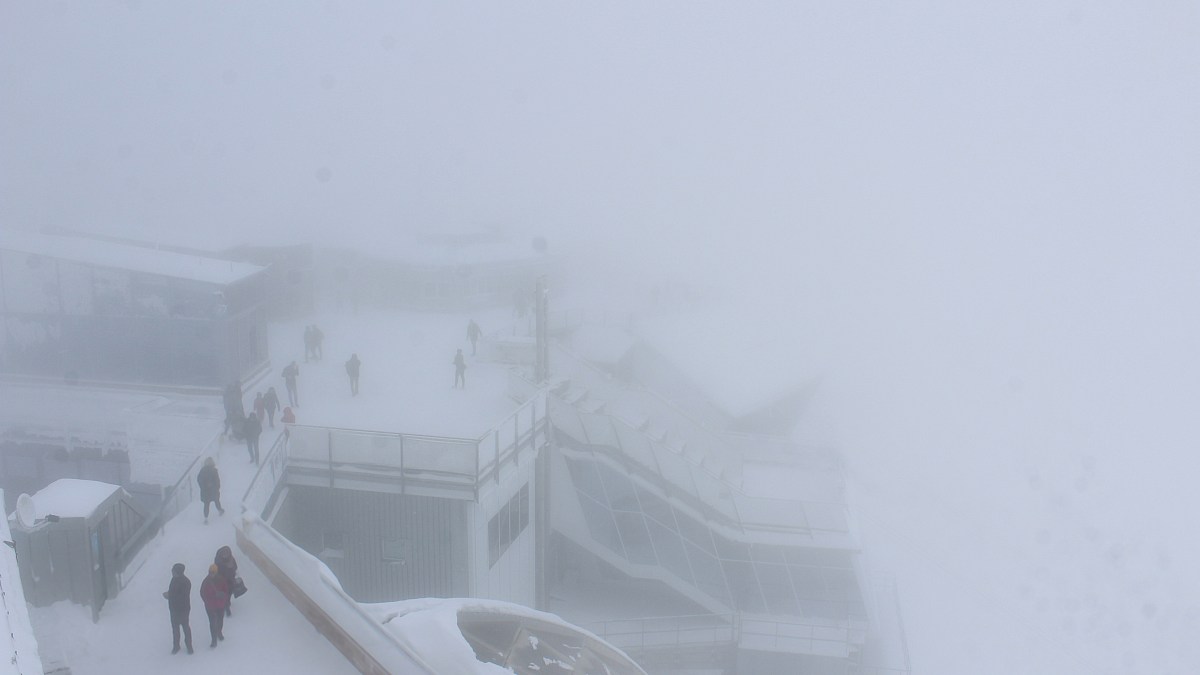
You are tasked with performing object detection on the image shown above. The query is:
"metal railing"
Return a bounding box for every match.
[584,613,737,653]
[116,430,221,588]
[552,397,850,536]
[279,391,548,500]
[243,430,291,517]
[584,611,901,667]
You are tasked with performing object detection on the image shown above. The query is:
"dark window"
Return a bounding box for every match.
[488,515,500,566]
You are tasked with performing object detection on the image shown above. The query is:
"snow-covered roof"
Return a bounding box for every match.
[634,306,820,419]
[28,479,121,519]
[363,232,550,268]
[0,229,264,285]
[1,490,44,675]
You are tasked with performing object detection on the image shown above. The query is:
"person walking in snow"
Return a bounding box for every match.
[312,325,325,360]
[243,412,262,464]
[163,563,193,655]
[453,348,467,389]
[221,380,243,438]
[263,387,280,428]
[345,353,361,396]
[197,457,224,524]
[252,392,265,422]
[199,564,228,648]
[467,319,482,356]
[282,361,300,407]
[303,325,315,362]
[214,546,238,617]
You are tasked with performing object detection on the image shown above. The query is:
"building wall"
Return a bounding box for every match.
[0,248,268,387]
[276,485,469,603]
[469,453,538,608]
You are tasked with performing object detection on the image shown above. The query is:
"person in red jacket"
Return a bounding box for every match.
[199,564,228,648]
[214,546,238,617]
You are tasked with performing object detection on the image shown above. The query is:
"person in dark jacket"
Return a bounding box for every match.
[221,380,243,438]
[163,563,193,654]
[243,413,262,464]
[312,325,325,360]
[467,319,482,356]
[345,353,361,396]
[252,392,265,422]
[199,564,228,647]
[453,348,467,389]
[197,457,224,523]
[282,361,300,407]
[263,387,280,428]
[214,546,238,617]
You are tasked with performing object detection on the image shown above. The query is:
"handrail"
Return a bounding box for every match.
[242,430,290,514]
[116,430,221,588]
[553,397,849,536]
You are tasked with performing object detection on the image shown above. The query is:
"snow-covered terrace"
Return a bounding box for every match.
[20,305,544,674]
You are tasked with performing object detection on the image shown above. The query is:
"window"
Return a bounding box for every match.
[488,483,530,567]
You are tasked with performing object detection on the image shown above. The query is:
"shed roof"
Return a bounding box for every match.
[29,479,122,519]
[0,229,264,285]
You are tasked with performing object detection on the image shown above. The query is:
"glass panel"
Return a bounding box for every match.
[488,515,499,566]
[577,493,623,556]
[498,502,510,553]
[635,484,675,530]
[789,564,826,616]
[565,457,607,504]
[686,541,730,605]
[751,544,788,564]
[613,512,656,565]
[580,412,619,447]
[715,537,751,562]
[675,508,715,555]
[756,562,800,616]
[722,559,766,612]
[403,435,477,475]
[645,517,692,584]
[509,493,521,543]
[598,464,639,512]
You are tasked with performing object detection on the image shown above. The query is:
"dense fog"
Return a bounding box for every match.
[3,2,1198,673]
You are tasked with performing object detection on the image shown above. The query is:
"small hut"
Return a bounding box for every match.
[8,479,148,620]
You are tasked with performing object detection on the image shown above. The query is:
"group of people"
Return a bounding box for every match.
[163,545,243,654]
[222,378,296,464]
[303,324,325,362]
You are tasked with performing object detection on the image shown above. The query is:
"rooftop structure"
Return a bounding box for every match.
[0,229,270,388]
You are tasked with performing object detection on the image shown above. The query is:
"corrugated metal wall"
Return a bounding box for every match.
[277,485,469,603]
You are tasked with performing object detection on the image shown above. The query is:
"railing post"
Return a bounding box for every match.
[399,434,405,495]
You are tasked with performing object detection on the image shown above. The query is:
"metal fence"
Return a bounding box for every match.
[116,430,220,589]
[279,391,548,500]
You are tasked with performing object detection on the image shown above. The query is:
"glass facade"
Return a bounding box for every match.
[564,455,866,621]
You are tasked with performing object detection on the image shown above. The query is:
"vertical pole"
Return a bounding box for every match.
[399,434,405,495]
[327,430,334,488]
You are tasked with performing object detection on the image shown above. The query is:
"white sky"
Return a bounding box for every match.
[3,2,1199,674]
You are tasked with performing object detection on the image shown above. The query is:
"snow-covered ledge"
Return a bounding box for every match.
[235,512,439,675]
